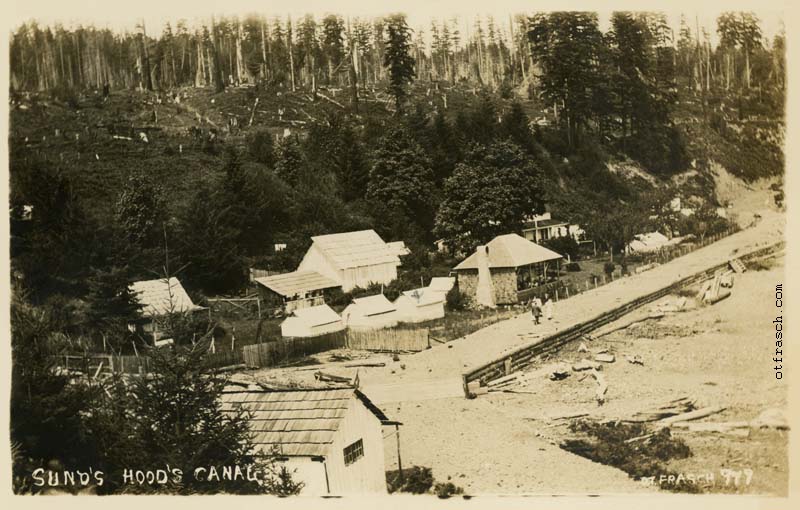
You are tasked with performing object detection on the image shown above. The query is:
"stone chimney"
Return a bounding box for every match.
[475,245,496,308]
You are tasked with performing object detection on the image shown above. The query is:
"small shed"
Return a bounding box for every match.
[221,388,399,495]
[129,277,204,340]
[280,304,345,338]
[393,288,445,324]
[386,240,411,257]
[341,294,398,330]
[254,270,341,313]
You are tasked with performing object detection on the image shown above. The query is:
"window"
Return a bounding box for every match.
[343,439,364,466]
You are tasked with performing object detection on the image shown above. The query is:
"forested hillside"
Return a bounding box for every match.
[9,11,785,332]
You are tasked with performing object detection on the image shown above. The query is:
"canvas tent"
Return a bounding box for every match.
[427,277,455,298]
[393,288,445,323]
[280,304,345,338]
[627,232,673,253]
[341,294,399,330]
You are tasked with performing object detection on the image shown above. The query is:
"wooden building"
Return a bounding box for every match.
[521,212,572,244]
[393,288,446,324]
[452,234,563,306]
[129,277,204,342]
[221,388,398,495]
[341,294,399,330]
[297,230,401,292]
[280,304,345,338]
[254,270,341,314]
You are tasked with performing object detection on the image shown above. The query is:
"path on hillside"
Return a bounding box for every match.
[361,209,784,403]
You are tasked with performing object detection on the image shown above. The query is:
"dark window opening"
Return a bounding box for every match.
[343,439,364,466]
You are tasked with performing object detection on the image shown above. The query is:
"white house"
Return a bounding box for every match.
[129,277,204,341]
[221,388,398,495]
[280,304,345,338]
[341,294,398,330]
[522,212,573,244]
[393,288,446,323]
[297,230,401,292]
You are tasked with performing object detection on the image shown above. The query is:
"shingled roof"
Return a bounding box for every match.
[311,230,400,270]
[254,270,340,298]
[220,389,394,457]
[453,234,563,271]
[130,277,203,317]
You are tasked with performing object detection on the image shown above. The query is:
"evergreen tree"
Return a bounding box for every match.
[383,14,416,112]
[274,136,304,186]
[114,173,169,251]
[367,126,436,241]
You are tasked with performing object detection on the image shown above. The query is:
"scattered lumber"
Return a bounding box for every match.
[572,359,601,372]
[658,406,726,427]
[594,312,665,338]
[625,354,644,365]
[487,372,521,387]
[344,362,386,368]
[549,412,589,421]
[594,353,616,363]
[623,397,696,422]
[671,421,749,433]
[314,371,352,384]
[578,342,590,353]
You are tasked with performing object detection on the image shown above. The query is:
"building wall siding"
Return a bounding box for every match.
[297,245,341,285]
[456,268,519,305]
[324,396,387,494]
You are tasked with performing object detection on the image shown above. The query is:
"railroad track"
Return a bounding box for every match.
[461,241,784,397]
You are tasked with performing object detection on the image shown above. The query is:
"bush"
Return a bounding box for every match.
[603,262,616,275]
[246,129,276,167]
[386,466,434,494]
[445,286,467,311]
[565,262,581,272]
[434,482,464,498]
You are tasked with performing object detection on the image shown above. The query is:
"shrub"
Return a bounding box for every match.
[603,262,616,276]
[445,287,467,311]
[434,482,464,498]
[386,466,434,494]
[565,262,581,272]
[247,129,276,167]
[542,235,580,261]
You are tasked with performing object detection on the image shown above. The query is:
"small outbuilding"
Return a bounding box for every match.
[129,277,204,341]
[280,304,345,338]
[393,287,446,324]
[341,294,398,330]
[221,388,399,495]
[254,270,341,314]
[452,234,563,307]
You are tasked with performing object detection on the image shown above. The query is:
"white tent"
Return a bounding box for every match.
[341,294,398,330]
[393,288,446,324]
[627,232,670,253]
[281,304,345,338]
[427,277,455,298]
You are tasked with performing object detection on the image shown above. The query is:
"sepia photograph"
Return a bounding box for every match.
[2,0,793,503]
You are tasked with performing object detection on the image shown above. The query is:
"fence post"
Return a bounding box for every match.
[555,289,559,302]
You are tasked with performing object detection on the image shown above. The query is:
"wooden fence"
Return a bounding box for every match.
[345,327,430,352]
[242,331,347,368]
[460,241,784,397]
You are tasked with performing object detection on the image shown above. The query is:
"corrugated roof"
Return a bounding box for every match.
[453,234,563,270]
[254,270,340,297]
[221,389,392,457]
[350,294,396,316]
[288,304,342,327]
[311,230,400,270]
[130,277,202,317]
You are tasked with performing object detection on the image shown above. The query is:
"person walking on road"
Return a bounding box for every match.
[531,297,543,325]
